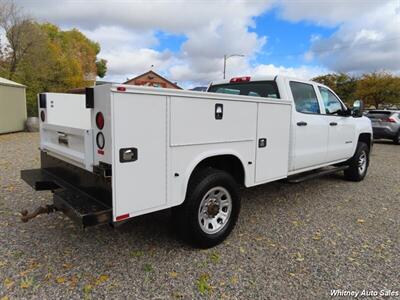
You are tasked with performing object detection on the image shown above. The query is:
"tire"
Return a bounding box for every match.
[393,131,400,145]
[173,168,241,248]
[344,142,370,182]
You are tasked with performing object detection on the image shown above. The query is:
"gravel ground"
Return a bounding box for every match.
[0,132,399,299]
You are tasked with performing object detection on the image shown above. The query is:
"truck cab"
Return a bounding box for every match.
[208,76,372,174]
[21,75,372,248]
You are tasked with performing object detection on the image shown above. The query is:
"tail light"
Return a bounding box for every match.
[384,117,396,123]
[40,110,45,122]
[230,76,251,83]
[95,112,104,129]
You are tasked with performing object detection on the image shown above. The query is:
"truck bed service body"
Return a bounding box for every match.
[21,75,372,248]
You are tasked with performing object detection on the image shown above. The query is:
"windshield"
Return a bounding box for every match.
[208,81,280,99]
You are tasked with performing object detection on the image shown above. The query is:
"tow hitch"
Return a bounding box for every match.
[20,204,58,222]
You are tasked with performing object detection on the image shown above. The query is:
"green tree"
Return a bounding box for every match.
[96,59,107,78]
[312,73,357,104]
[355,72,400,109]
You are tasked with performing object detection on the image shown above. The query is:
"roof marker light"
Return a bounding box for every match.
[230,76,251,83]
[117,86,126,92]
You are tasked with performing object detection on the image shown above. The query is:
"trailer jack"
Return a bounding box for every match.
[20,204,58,223]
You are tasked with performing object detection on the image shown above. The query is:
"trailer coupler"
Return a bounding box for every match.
[20,204,58,223]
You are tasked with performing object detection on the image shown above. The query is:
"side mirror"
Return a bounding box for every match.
[352,100,364,117]
[340,108,352,117]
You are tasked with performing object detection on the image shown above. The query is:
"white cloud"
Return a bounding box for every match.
[308,1,400,73]
[277,0,392,26]
[12,0,399,86]
[103,48,176,79]
[18,0,272,33]
[82,26,158,51]
[17,0,274,84]
[277,0,400,74]
[252,64,327,80]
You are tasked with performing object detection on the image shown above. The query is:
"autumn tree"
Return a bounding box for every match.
[312,73,357,104]
[0,1,43,79]
[355,72,400,109]
[0,1,107,116]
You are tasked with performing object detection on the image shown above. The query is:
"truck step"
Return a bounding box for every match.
[21,169,60,191]
[287,165,349,183]
[53,189,112,228]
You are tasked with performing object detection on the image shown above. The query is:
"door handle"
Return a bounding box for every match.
[119,147,138,163]
[258,138,267,148]
[297,121,307,126]
[329,122,338,126]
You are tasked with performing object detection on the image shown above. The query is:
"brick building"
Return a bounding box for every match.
[124,70,182,89]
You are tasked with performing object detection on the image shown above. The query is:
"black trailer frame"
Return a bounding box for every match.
[21,151,112,227]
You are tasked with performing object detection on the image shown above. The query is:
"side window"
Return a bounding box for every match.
[318,86,344,115]
[290,81,320,114]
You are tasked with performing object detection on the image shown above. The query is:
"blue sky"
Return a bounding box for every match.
[17,0,400,87]
[154,9,338,69]
[252,10,338,68]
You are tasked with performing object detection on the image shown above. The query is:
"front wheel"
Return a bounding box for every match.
[344,142,370,181]
[173,168,241,248]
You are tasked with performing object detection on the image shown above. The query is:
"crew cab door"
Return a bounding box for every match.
[317,86,356,161]
[289,81,329,170]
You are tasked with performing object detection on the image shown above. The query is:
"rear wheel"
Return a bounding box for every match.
[344,142,370,181]
[393,131,400,145]
[173,168,240,248]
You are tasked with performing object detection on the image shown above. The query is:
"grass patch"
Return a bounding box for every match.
[130,250,144,258]
[197,274,212,295]
[209,252,220,263]
[143,263,153,272]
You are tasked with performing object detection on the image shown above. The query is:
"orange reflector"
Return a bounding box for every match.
[116,213,130,221]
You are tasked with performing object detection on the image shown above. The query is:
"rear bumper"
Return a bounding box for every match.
[21,152,112,227]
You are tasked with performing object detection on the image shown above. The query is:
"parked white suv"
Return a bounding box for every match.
[21,75,372,248]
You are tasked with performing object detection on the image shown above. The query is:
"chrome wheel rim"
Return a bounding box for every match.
[198,186,232,234]
[358,151,367,174]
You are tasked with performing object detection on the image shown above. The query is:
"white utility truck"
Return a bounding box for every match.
[21,75,372,248]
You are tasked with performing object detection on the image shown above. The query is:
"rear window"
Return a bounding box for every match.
[366,111,392,119]
[208,81,280,99]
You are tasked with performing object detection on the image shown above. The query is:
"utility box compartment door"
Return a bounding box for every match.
[111,93,167,219]
[170,97,257,146]
[255,103,291,183]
